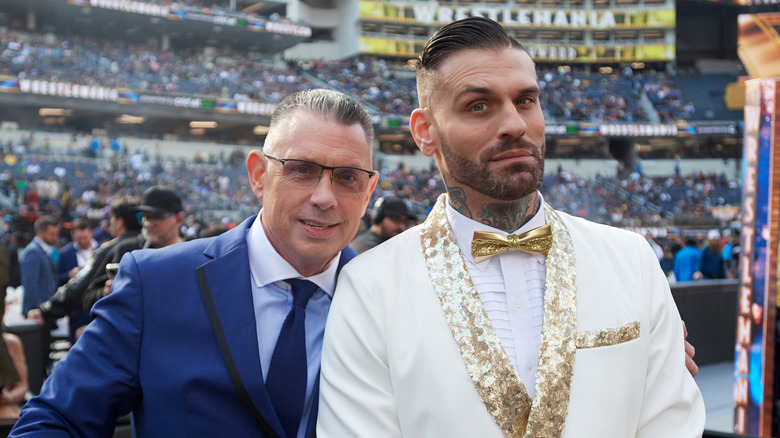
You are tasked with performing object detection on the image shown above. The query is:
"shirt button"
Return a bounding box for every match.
[526,361,534,371]
[514,300,523,309]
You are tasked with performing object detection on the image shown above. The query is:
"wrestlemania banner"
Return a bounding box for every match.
[359,1,675,62]
[733,78,779,436]
[359,36,674,62]
[360,1,675,29]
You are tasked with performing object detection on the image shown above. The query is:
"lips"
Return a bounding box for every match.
[490,149,535,164]
[300,219,339,238]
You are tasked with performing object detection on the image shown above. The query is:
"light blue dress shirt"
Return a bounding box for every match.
[246,211,340,438]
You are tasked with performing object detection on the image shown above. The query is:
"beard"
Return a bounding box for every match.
[439,134,545,201]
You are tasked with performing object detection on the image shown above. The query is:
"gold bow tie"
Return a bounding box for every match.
[471,225,553,263]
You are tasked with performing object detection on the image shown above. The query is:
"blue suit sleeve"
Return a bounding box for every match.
[55,248,72,287]
[20,249,43,316]
[11,252,145,437]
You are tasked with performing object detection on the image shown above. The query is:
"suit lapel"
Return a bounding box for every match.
[197,218,285,437]
[198,218,359,438]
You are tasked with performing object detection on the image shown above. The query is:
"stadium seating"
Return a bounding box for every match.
[0,28,705,121]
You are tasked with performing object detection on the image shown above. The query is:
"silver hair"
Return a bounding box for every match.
[265,89,374,157]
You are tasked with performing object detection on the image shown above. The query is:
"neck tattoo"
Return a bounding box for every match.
[446,180,541,233]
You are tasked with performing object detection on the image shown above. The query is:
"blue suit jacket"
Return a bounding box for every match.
[11,215,357,437]
[20,240,55,316]
[55,242,79,286]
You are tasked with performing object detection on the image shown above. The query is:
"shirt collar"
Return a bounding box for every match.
[445,192,547,270]
[76,239,98,252]
[33,236,53,257]
[246,209,340,297]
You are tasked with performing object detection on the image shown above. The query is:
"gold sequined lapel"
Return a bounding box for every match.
[420,195,578,438]
[525,204,577,438]
[421,194,531,437]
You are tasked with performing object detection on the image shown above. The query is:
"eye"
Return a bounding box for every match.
[335,169,359,183]
[289,161,315,176]
[517,97,536,105]
[469,102,487,112]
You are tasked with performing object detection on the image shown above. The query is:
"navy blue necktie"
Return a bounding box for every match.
[266,279,319,438]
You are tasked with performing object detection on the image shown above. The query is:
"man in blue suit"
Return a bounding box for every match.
[55,217,98,341]
[55,218,99,287]
[20,216,59,317]
[11,89,378,437]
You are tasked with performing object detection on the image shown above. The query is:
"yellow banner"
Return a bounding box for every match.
[359,37,674,62]
[360,1,674,29]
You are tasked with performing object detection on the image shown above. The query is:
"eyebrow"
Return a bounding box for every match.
[453,85,541,104]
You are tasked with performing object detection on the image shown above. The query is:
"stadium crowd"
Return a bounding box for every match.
[1,28,697,121]
[0,30,317,103]
[0,133,739,251]
[296,57,418,115]
[539,66,647,122]
[371,162,738,228]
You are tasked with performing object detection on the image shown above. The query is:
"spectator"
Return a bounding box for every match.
[0,332,27,420]
[20,216,58,316]
[351,197,414,253]
[83,186,185,309]
[55,217,99,341]
[660,246,675,281]
[697,230,726,280]
[56,218,99,286]
[673,236,701,282]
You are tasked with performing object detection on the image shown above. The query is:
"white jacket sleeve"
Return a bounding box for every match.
[635,235,705,438]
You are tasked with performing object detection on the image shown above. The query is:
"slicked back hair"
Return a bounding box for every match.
[416,17,528,107]
[265,89,374,158]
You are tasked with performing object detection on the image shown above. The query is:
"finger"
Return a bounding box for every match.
[682,321,688,338]
[686,356,699,377]
[685,340,695,358]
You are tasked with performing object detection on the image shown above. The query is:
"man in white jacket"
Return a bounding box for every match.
[317,17,704,438]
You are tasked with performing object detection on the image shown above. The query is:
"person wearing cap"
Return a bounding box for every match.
[350,197,415,253]
[11,89,378,437]
[134,185,186,249]
[80,186,185,311]
[696,230,726,280]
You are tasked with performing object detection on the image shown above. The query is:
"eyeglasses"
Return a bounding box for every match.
[137,212,176,226]
[264,153,376,194]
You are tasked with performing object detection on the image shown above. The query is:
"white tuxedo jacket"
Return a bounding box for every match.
[318,199,704,438]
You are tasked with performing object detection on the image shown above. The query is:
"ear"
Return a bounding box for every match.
[410,108,439,158]
[361,172,380,210]
[246,150,267,200]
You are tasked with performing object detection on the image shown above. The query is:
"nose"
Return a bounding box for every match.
[498,101,528,139]
[309,170,338,209]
